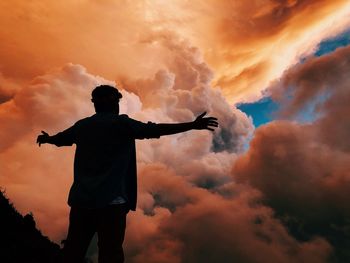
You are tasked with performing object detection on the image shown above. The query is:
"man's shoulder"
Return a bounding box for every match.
[118,114,129,119]
[75,116,94,125]
[118,114,137,123]
[74,114,138,127]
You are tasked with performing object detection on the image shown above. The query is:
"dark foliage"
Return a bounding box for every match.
[0,190,61,263]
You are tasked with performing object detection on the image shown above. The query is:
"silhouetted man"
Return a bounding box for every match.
[36,85,218,263]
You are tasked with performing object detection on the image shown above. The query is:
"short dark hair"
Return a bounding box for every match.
[91,85,123,100]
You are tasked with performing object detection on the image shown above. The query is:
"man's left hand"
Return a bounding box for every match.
[36,131,50,146]
[193,112,218,131]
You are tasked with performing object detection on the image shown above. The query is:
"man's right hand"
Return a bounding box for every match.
[36,131,50,146]
[193,112,219,131]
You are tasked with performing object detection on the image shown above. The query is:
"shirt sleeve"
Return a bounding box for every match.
[121,115,161,140]
[50,125,76,146]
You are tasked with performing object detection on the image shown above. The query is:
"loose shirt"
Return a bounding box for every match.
[50,113,160,210]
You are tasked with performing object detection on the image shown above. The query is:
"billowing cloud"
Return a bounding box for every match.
[1,28,333,262]
[126,165,331,263]
[269,45,350,152]
[233,44,350,261]
[1,1,349,262]
[1,1,350,103]
[182,0,350,102]
[0,31,252,260]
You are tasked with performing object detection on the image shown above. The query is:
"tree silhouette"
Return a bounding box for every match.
[0,189,61,263]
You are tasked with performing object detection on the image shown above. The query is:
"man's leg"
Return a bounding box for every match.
[97,204,128,263]
[62,206,97,263]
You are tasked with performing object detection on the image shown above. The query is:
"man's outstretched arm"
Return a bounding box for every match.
[156,112,218,136]
[36,126,75,147]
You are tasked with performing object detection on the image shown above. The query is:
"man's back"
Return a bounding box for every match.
[72,113,135,209]
[52,113,160,210]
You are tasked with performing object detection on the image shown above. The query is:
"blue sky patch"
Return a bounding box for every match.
[315,29,350,57]
[237,97,278,127]
[237,28,350,127]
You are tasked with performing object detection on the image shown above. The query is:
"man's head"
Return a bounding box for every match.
[91,85,123,113]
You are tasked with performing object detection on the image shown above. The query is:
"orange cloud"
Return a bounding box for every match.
[1,1,349,103]
[173,0,350,102]
[1,29,330,261]
[0,33,254,260]
[0,1,169,83]
[1,1,349,262]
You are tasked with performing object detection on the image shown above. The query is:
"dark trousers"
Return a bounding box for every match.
[62,204,128,263]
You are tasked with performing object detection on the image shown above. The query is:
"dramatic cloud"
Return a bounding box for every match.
[233,45,350,261]
[0,1,169,82]
[1,1,349,262]
[184,0,350,102]
[1,28,333,262]
[126,165,331,263]
[1,1,349,102]
[0,31,256,261]
[269,45,350,152]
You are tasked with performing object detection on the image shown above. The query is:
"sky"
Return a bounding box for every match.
[1,1,350,262]
[238,29,350,127]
